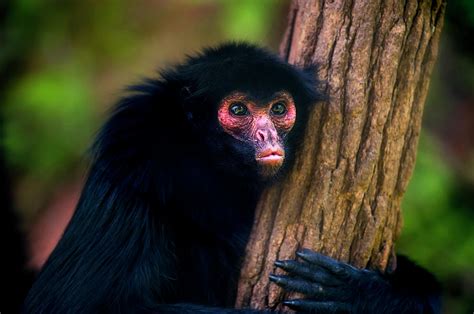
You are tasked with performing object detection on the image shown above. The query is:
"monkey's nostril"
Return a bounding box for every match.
[256,130,266,141]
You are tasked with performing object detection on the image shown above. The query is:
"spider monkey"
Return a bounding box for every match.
[24,43,441,313]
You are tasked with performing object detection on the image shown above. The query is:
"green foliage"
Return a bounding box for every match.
[220,0,284,42]
[453,0,474,26]
[399,134,474,276]
[4,65,95,180]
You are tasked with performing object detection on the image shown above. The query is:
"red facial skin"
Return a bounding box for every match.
[217,91,296,177]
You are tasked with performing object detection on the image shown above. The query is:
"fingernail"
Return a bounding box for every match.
[296,251,306,258]
[274,260,284,267]
[269,274,280,282]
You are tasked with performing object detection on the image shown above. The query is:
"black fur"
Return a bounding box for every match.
[24,43,440,314]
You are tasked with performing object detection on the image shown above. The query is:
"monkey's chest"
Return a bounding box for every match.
[166,163,258,305]
[172,226,250,307]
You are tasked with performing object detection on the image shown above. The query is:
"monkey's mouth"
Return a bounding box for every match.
[256,149,284,166]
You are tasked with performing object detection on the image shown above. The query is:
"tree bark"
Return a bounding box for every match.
[236,0,446,310]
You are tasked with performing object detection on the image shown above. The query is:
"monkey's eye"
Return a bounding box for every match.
[271,102,287,115]
[229,102,248,116]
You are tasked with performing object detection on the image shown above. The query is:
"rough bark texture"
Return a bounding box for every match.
[236,0,446,310]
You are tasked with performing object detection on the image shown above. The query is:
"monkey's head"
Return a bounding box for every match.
[216,90,296,178]
[166,43,321,181]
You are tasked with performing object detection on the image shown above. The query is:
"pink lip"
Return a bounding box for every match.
[257,148,284,158]
[256,149,284,165]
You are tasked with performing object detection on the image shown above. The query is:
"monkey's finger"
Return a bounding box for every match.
[282,299,350,314]
[296,249,360,279]
[269,274,341,299]
[274,260,341,286]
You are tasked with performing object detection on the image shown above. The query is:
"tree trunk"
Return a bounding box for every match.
[236,0,446,310]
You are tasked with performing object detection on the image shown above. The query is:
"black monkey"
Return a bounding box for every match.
[24,43,441,313]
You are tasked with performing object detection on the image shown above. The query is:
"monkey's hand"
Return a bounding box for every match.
[269,249,390,314]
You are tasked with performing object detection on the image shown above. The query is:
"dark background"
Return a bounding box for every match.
[1,1,473,313]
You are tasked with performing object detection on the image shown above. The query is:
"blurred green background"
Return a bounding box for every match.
[1,0,473,313]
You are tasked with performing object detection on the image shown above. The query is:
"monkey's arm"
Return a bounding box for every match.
[271,249,441,314]
[24,87,178,313]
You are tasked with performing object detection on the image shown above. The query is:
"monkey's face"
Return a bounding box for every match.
[217,91,296,178]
